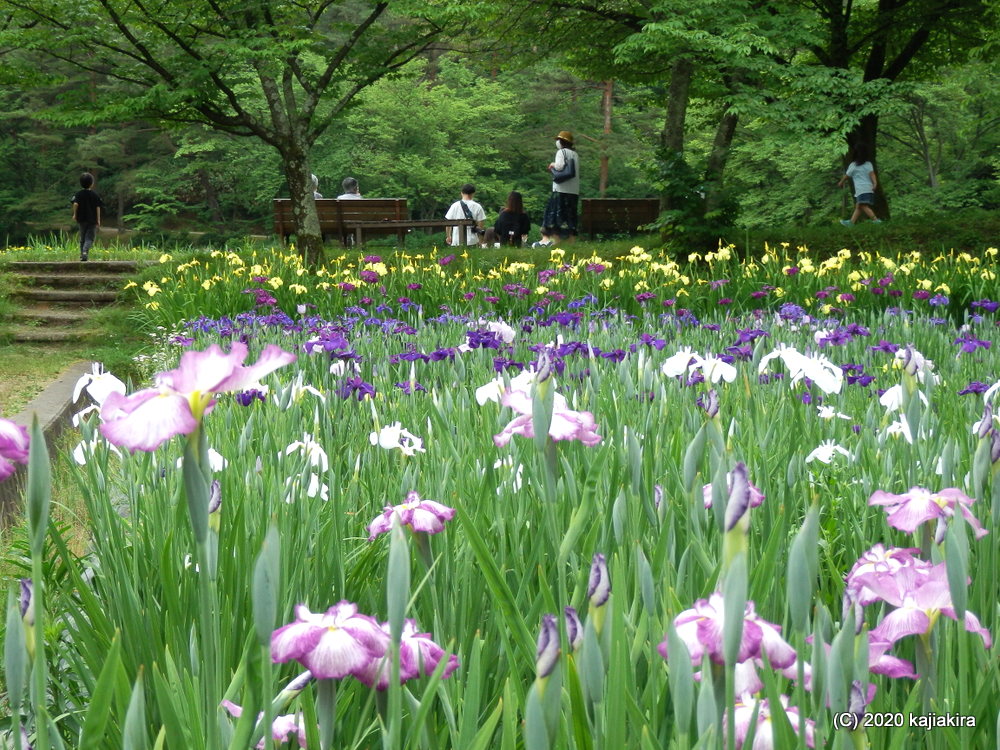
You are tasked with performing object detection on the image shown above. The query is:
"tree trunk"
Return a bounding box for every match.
[281,153,325,267]
[703,108,739,218]
[659,57,694,212]
[599,80,613,197]
[199,169,224,224]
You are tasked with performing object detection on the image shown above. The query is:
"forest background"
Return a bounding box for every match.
[0,0,998,253]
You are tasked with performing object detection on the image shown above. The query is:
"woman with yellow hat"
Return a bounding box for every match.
[536,130,579,247]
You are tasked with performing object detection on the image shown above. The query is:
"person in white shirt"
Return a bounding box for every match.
[837,144,881,226]
[444,183,486,246]
[336,176,362,199]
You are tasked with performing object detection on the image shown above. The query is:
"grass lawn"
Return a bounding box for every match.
[0,343,92,417]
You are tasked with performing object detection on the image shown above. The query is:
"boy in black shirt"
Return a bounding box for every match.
[71,173,104,261]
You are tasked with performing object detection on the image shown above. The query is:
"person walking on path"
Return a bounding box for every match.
[444,183,486,246]
[536,130,579,246]
[837,144,881,226]
[71,172,104,261]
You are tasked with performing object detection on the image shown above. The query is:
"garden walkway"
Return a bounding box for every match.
[3,261,139,343]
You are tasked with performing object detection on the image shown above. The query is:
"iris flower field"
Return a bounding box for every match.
[2,240,999,749]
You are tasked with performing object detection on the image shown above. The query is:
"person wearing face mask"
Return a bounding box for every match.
[535,130,579,247]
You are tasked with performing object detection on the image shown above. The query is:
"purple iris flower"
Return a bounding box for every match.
[854,564,992,649]
[466,330,503,349]
[359,270,380,284]
[220,701,307,748]
[337,376,376,401]
[818,328,852,347]
[394,381,427,394]
[778,303,806,321]
[701,463,765,527]
[234,389,267,406]
[913,290,931,300]
[958,381,990,395]
[725,344,753,360]
[869,339,899,354]
[356,619,458,689]
[929,293,949,306]
[735,327,768,344]
[0,418,30,481]
[535,614,560,678]
[972,299,1000,313]
[588,554,610,608]
[271,602,390,680]
[439,254,455,266]
[844,544,926,607]
[367,491,455,540]
[697,389,720,418]
[19,578,33,624]
[954,333,991,354]
[658,593,796,669]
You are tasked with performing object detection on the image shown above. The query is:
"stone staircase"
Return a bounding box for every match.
[2,261,141,343]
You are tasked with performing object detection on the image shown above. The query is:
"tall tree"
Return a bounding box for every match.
[797,0,989,214]
[0,0,456,264]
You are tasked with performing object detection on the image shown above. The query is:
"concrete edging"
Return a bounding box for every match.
[1,360,93,524]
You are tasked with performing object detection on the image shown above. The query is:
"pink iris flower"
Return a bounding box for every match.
[0,418,30,481]
[100,342,296,452]
[730,695,815,749]
[658,593,796,670]
[355,619,458,690]
[853,563,992,649]
[492,377,602,447]
[701,463,765,531]
[868,486,988,540]
[843,544,927,607]
[220,701,306,748]
[271,601,390,680]
[366,491,455,540]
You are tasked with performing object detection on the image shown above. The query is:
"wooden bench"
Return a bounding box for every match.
[274,198,479,246]
[274,198,408,245]
[347,218,478,247]
[579,198,660,238]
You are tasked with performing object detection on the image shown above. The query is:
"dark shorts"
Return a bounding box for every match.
[856,193,875,205]
[541,192,578,237]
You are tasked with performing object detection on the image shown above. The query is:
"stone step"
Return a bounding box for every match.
[10,307,93,326]
[12,273,126,289]
[7,260,148,274]
[14,289,119,304]
[4,326,98,343]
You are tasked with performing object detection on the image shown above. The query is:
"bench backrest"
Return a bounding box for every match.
[580,198,660,236]
[274,198,408,240]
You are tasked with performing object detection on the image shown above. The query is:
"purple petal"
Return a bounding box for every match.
[961,610,993,649]
[535,614,560,678]
[588,553,610,608]
[724,462,751,531]
[271,620,324,664]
